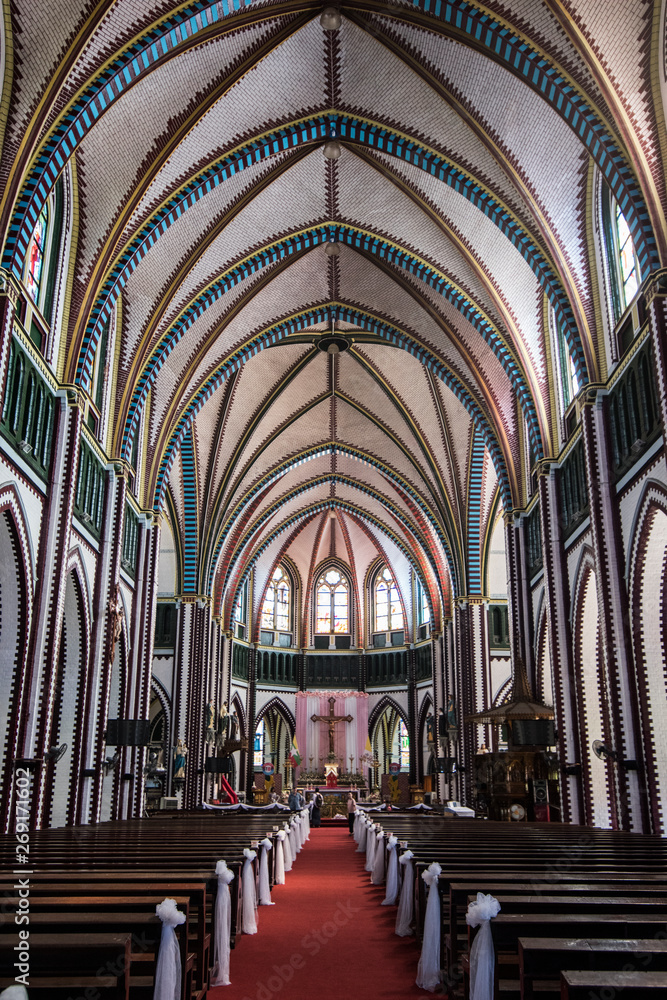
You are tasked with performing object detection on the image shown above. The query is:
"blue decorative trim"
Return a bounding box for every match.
[152,304,513,511]
[466,425,486,594]
[180,427,199,592]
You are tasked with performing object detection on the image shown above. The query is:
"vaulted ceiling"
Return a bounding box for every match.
[2,0,664,624]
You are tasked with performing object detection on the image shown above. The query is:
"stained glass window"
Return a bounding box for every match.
[315,567,349,633]
[254,718,265,767]
[418,578,430,625]
[375,566,403,632]
[26,207,48,303]
[553,311,580,412]
[260,565,290,632]
[615,202,639,309]
[399,719,410,770]
[233,581,246,624]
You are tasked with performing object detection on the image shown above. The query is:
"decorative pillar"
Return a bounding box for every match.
[79,463,127,824]
[645,278,667,433]
[245,644,258,797]
[537,461,583,824]
[430,632,444,802]
[580,388,645,830]
[180,599,209,811]
[504,511,535,686]
[454,597,489,806]
[21,388,83,828]
[406,644,417,785]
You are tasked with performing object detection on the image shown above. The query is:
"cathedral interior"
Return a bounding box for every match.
[2,0,667,836]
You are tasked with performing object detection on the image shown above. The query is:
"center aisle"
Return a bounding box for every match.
[210,825,426,999]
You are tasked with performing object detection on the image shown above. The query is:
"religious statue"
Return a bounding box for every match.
[426,712,435,743]
[205,700,217,745]
[447,695,457,728]
[108,584,125,663]
[173,739,188,779]
[229,710,239,740]
[311,697,353,759]
[216,701,229,748]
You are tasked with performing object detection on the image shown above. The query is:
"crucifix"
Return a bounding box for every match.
[311,697,353,758]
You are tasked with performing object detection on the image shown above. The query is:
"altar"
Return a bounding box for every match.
[306,787,363,818]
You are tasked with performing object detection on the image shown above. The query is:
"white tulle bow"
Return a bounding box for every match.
[466,892,501,927]
[260,838,272,851]
[399,849,414,864]
[244,847,257,861]
[276,830,286,840]
[210,862,235,986]
[466,893,501,1000]
[376,831,384,841]
[387,835,398,851]
[215,859,235,884]
[421,861,442,888]
[156,897,186,926]
[154,899,186,1000]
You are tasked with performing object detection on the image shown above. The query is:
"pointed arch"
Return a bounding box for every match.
[571,549,613,830]
[0,495,30,832]
[627,480,667,834]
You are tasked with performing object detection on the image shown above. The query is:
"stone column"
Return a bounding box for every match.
[645,279,667,433]
[21,388,83,828]
[454,598,489,805]
[406,644,418,785]
[79,464,127,824]
[245,644,258,797]
[504,511,535,686]
[580,389,645,830]
[537,462,583,825]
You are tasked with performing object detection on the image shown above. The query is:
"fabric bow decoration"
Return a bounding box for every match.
[154,898,186,1000]
[274,830,286,884]
[210,861,235,987]
[395,851,415,937]
[416,863,442,992]
[382,836,400,907]
[258,839,274,906]
[242,850,258,934]
[466,893,501,1000]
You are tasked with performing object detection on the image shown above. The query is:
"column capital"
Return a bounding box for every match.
[642,268,667,307]
[0,269,20,305]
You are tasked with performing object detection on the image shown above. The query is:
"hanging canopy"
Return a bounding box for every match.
[464,654,554,724]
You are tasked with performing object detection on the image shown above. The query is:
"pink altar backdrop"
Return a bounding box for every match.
[295,691,369,778]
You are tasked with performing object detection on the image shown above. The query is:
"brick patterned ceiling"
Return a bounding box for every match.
[2,0,663,617]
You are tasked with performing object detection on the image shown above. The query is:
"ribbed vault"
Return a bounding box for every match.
[1,0,663,622]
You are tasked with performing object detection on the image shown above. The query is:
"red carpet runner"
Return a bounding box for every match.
[210,826,427,999]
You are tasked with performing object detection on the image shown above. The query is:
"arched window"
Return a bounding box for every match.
[233,580,247,625]
[614,201,640,309]
[417,577,430,625]
[398,719,410,771]
[549,307,580,419]
[25,207,48,304]
[253,718,265,768]
[315,566,350,633]
[603,186,641,323]
[374,565,403,632]
[261,565,291,632]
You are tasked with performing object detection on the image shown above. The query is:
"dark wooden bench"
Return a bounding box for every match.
[520,937,667,1000]
[0,932,132,1000]
[561,970,667,999]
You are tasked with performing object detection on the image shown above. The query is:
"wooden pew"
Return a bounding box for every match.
[561,970,667,999]
[519,937,667,1000]
[0,932,132,1000]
